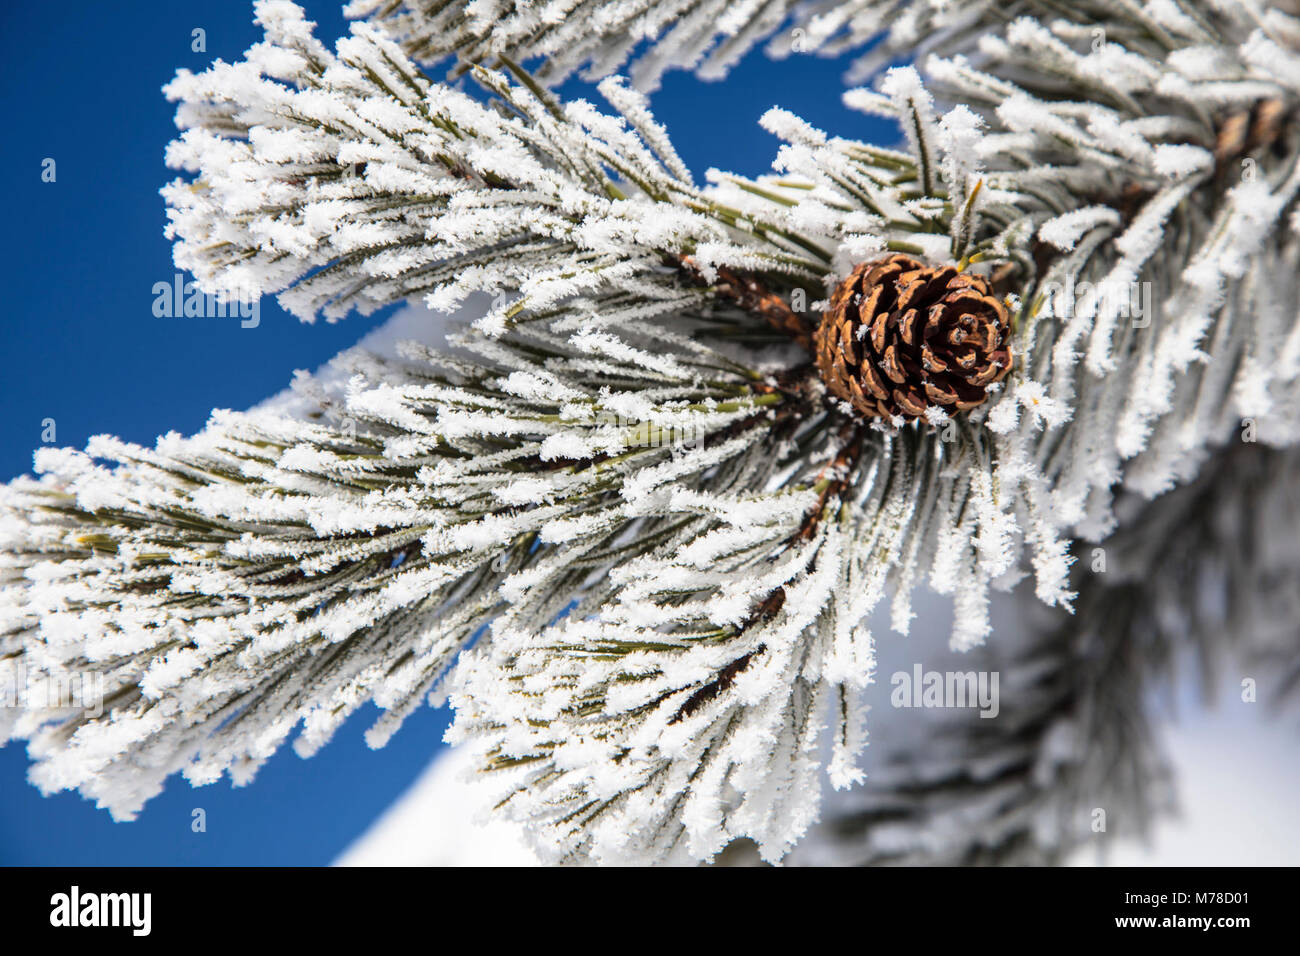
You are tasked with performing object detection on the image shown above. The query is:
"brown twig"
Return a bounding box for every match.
[676,256,816,350]
[1213,97,1289,168]
[798,426,864,541]
[667,426,865,724]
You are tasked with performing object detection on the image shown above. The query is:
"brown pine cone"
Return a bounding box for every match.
[814,254,1013,422]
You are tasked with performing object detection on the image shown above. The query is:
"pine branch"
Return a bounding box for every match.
[345,0,812,91]
[4,0,1300,865]
[791,440,1300,866]
[162,6,847,333]
[0,319,795,819]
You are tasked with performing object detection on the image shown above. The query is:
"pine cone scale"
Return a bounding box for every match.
[814,254,1013,422]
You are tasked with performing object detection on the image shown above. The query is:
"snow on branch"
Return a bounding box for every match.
[163,2,837,334]
[345,0,813,91]
[0,317,793,820]
[4,0,1300,864]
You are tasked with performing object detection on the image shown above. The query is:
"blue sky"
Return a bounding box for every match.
[0,1,895,864]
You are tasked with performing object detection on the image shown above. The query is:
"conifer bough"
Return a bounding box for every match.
[2,0,1299,865]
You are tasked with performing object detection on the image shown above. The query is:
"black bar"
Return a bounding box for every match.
[0,866,1279,941]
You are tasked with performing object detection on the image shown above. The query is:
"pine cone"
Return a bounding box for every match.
[814,254,1013,422]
